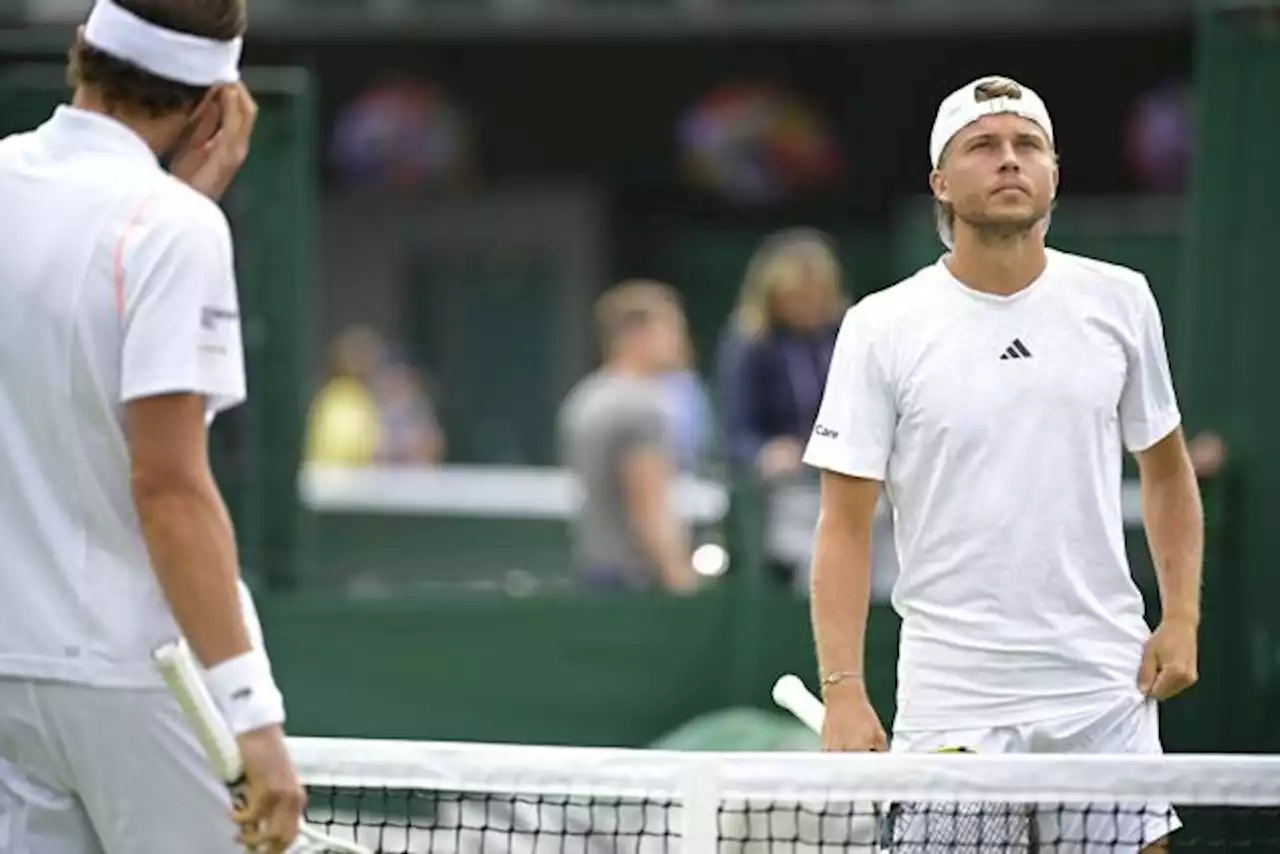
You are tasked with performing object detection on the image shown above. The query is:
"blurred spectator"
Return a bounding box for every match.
[719,229,847,479]
[715,280,757,456]
[1125,79,1192,193]
[558,281,699,595]
[371,358,446,466]
[678,82,844,207]
[330,77,476,192]
[305,326,385,467]
[305,327,446,468]
[658,332,716,474]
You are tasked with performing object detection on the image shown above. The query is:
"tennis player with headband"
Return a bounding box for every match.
[803,76,1203,852]
[0,1,303,852]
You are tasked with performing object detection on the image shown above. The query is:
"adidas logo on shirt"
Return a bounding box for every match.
[999,338,1033,360]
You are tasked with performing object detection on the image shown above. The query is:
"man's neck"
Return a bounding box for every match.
[71,89,174,156]
[945,228,1048,297]
[604,355,653,378]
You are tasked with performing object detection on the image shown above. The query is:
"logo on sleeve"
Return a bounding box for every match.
[813,424,839,439]
[201,306,239,331]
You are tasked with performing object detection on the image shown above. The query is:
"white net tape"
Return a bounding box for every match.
[288,737,1280,853]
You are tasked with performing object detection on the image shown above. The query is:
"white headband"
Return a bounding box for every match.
[929,76,1053,168]
[83,0,242,88]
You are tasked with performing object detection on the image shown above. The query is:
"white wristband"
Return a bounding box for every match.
[203,650,286,736]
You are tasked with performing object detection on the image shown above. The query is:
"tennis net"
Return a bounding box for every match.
[290,737,1280,852]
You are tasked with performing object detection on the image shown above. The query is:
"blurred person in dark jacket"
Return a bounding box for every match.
[559,281,700,594]
[721,229,848,480]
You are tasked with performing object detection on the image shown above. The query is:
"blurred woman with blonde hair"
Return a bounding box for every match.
[719,228,847,478]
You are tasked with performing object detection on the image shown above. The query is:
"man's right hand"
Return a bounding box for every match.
[821,682,888,752]
[662,560,701,596]
[233,725,306,854]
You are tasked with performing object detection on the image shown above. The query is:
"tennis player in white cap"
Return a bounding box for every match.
[803,76,1202,851]
[0,1,303,852]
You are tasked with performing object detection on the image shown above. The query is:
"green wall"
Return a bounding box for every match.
[260,589,899,747]
[300,514,571,590]
[1178,7,1280,752]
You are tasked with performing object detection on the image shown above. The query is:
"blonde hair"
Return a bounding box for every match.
[594,279,682,354]
[733,229,845,339]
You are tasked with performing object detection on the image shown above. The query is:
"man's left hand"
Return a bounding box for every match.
[1137,618,1199,701]
[169,83,259,203]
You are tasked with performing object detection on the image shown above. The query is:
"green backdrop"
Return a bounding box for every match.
[259,588,891,747]
[1178,4,1280,751]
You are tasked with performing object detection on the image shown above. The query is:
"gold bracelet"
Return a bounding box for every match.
[821,670,863,688]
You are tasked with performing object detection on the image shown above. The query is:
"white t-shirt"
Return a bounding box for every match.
[0,106,246,688]
[803,249,1181,732]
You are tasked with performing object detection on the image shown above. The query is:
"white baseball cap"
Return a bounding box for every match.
[929,75,1053,168]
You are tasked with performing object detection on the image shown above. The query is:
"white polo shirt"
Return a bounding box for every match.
[804,249,1181,731]
[0,106,246,688]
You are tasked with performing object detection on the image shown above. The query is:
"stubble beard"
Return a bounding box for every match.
[955,199,1052,246]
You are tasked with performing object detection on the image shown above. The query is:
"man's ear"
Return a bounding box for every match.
[929,169,950,205]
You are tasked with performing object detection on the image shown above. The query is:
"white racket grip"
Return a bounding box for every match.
[153,639,245,784]
[772,674,826,734]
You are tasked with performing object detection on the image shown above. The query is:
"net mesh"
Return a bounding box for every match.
[290,738,1280,852]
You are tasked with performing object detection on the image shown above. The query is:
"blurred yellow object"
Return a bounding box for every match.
[304,377,379,467]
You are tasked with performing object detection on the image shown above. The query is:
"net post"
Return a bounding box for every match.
[679,754,722,852]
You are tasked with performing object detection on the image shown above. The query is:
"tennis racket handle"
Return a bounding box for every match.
[772,674,826,734]
[153,640,245,783]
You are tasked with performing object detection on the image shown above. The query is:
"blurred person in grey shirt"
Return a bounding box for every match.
[559,281,699,594]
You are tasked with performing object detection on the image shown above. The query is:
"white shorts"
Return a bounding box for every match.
[884,693,1181,853]
[0,677,241,854]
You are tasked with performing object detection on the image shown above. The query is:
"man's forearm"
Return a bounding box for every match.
[134,477,252,667]
[810,511,873,681]
[1142,465,1204,624]
[635,510,692,590]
